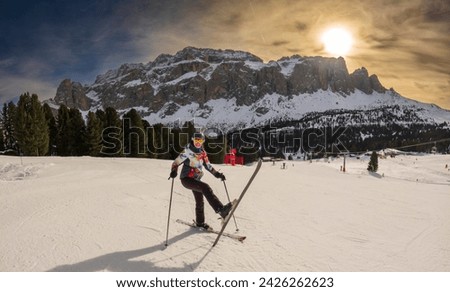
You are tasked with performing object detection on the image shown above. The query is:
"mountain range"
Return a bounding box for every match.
[46,47,450,153]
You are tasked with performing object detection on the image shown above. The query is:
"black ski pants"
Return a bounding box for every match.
[180,177,224,224]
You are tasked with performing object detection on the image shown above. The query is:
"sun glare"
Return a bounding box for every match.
[321,27,353,57]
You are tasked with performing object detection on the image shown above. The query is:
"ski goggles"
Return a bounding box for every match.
[193,137,205,144]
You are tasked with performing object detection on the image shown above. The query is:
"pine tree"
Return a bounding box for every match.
[94,109,106,154]
[204,133,227,164]
[14,98,26,154]
[122,109,146,157]
[42,103,57,155]
[85,111,103,156]
[95,109,106,126]
[181,121,195,149]
[147,123,157,159]
[32,95,50,156]
[142,119,151,157]
[0,111,5,152]
[236,129,260,163]
[168,121,196,158]
[101,107,122,156]
[68,108,86,155]
[367,151,378,172]
[170,127,181,159]
[2,102,17,151]
[56,105,71,156]
[148,123,171,159]
[14,93,49,156]
[0,127,4,152]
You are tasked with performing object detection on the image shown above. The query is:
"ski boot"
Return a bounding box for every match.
[218,201,234,219]
[195,222,211,230]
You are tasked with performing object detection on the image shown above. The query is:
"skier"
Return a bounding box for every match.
[169,132,233,229]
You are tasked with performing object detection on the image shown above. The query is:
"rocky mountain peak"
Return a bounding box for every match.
[48,47,413,129]
[54,79,91,111]
[171,46,263,63]
[350,67,386,94]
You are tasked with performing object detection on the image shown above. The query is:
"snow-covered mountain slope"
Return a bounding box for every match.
[144,90,450,130]
[46,47,450,131]
[1,155,449,272]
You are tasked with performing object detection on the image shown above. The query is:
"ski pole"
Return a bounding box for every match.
[165,177,175,246]
[223,180,239,231]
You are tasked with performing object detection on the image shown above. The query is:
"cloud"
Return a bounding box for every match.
[0,70,57,104]
[294,21,308,32]
[0,0,448,109]
[0,55,58,104]
[421,0,450,22]
[271,40,290,47]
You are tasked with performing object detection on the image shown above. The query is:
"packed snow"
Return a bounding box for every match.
[0,154,449,272]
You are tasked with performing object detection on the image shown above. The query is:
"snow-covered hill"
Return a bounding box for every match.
[144,90,450,130]
[1,154,449,272]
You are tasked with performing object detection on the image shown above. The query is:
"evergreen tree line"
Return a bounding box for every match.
[2,93,448,163]
[0,93,227,163]
[259,117,450,156]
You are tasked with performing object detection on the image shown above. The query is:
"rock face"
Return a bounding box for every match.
[350,67,386,94]
[54,79,91,111]
[52,47,387,114]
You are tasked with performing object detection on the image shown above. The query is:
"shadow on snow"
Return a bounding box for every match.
[48,229,214,272]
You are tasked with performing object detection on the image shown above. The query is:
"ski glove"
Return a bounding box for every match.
[214,172,226,181]
[169,170,178,178]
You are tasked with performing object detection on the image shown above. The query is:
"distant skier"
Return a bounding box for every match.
[169,132,233,229]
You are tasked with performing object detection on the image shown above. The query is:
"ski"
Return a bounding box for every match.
[213,159,263,247]
[176,219,246,242]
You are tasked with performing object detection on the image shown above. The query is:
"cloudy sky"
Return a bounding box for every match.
[0,0,449,109]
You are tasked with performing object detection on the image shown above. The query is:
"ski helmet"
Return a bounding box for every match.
[192,132,205,148]
[192,132,205,140]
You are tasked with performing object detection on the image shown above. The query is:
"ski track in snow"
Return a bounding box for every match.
[0,155,449,271]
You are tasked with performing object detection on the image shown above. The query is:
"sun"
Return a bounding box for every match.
[321,27,353,57]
